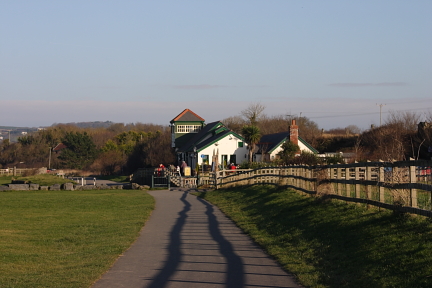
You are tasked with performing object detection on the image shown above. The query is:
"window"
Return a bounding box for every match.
[202,155,209,164]
[176,125,201,133]
[238,141,244,147]
[221,155,228,169]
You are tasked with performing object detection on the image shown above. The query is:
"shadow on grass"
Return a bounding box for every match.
[198,186,432,288]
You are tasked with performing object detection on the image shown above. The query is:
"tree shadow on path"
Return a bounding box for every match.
[146,191,244,288]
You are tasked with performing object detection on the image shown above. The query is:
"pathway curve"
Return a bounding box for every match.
[91,189,302,288]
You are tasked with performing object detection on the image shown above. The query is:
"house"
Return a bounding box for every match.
[255,119,318,162]
[170,109,249,170]
[52,143,67,153]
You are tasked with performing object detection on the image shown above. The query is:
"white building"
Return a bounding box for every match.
[255,119,318,162]
[170,109,249,170]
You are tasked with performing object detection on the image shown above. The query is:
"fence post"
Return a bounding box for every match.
[355,166,360,199]
[410,164,418,208]
[304,167,308,191]
[366,165,372,208]
[379,165,385,204]
[214,172,218,190]
[337,167,342,195]
[346,167,351,197]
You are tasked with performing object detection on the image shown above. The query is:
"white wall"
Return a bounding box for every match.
[257,140,316,162]
[197,134,248,166]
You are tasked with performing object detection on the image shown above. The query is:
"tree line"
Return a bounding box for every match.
[226,104,432,165]
[1,105,431,174]
[0,123,175,175]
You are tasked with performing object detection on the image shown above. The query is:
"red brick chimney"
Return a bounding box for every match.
[289,119,298,146]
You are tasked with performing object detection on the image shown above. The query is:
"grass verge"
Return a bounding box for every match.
[196,185,432,288]
[0,190,154,288]
[0,174,75,186]
[92,175,130,183]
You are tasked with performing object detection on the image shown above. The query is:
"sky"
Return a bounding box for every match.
[1,0,431,130]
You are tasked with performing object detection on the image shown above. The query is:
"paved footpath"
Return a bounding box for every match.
[91,189,302,288]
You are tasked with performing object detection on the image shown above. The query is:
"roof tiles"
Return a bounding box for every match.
[171,109,205,122]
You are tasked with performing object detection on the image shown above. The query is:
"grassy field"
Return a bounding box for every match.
[0,174,75,186]
[196,186,432,288]
[93,175,130,183]
[0,190,154,288]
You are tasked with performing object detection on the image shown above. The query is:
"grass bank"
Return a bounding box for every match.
[0,174,75,186]
[93,175,130,183]
[196,186,432,288]
[0,190,154,288]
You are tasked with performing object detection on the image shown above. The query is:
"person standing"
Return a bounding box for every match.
[181,161,187,176]
[157,164,165,176]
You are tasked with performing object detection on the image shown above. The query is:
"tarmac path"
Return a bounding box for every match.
[91,189,302,288]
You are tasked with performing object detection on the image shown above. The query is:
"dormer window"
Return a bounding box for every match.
[177,125,201,133]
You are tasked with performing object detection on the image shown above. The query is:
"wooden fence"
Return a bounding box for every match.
[0,167,46,176]
[211,160,432,217]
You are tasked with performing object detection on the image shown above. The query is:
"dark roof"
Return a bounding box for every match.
[177,121,223,152]
[171,109,205,123]
[256,132,319,154]
[257,132,288,154]
[177,121,246,153]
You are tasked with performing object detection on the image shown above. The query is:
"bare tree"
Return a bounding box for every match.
[345,125,362,135]
[241,103,266,126]
[385,110,421,133]
[296,116,321,147]
[222,116,246,134]
[258,114,287,135]
[425,111,432,122]
[361,123,411,161]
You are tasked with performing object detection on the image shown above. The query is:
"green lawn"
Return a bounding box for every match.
[92,175,130,183]
[0,174,75,186]
[196,186,432,288]
[0,190,154,288]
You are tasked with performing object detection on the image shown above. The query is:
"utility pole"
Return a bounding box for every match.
[48,147,52,170]
[376,103,386,126]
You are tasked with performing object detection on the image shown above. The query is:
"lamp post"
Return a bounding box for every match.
[193,146,197,173]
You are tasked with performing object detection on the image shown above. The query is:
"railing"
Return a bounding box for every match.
[212,160,432,217]
[133,168,198,188]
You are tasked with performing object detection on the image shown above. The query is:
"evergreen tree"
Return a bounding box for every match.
[241,125,261,162]
[278,141,300,164]
[59,132,98,169]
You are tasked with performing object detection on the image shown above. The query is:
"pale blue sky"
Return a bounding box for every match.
[1,0,431,129]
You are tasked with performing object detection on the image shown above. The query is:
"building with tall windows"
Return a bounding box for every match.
[170,109,249,171]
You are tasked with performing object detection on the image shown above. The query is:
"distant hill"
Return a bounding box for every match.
[51,121,116,129]
[0,126,36,130]
[0,122,117,143]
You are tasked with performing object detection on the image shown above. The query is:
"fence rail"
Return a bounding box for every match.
[0,167,47,176]
[212,160,432,217]
[133,168,198,188]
